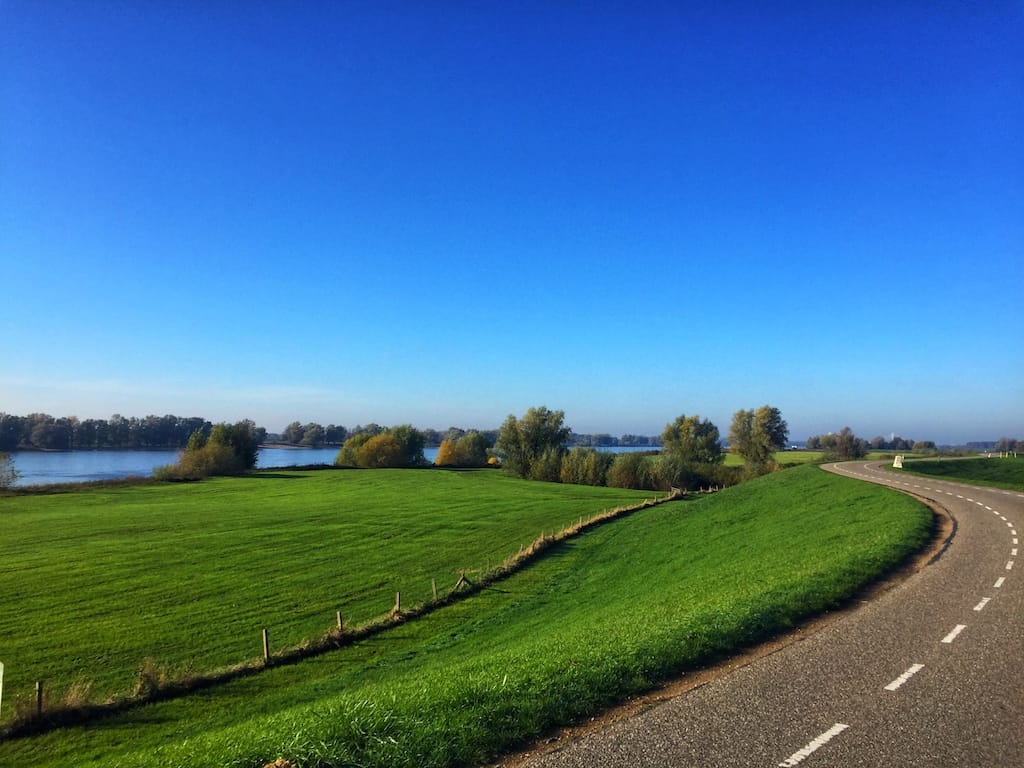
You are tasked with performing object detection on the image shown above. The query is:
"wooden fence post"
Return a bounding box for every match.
[432,579,438,602]
[35,680,43,716]
[393,591,401,615]
[262,628,270,664]
[336,611,344,632]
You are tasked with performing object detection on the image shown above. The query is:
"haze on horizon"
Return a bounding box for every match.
[1,4,1021,447]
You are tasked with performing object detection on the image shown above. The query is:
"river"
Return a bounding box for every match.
[7,447,359,486]
[6,445,658,487]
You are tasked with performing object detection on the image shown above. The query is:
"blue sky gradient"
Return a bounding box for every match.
[2,2,1021,443]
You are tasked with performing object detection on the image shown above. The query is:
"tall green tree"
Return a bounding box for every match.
[728,405,788,474]
[208,420,260,470]
[386,424,427,466]
[661,414,723,466]
[494,406,571,479]
[817,427,868,460]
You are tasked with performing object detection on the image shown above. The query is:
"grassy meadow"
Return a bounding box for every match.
[0,470,654,706]
[0,465,932,768]
[899,455,1024,491]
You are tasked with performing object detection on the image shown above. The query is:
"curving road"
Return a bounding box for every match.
[507,461,1024,767]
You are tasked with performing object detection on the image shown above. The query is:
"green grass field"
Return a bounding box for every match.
[0,465,932,768]
[898,455,1024,491]
[0,469,654,706]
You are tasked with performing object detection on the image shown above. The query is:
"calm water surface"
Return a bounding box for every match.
[8,445,655,486]
[8,447,360,487]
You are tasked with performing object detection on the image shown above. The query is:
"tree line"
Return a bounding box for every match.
[273,422,657,449]
[0,412,660,455]
[0,413,251,452]
[804,429,950,460]
[489,404,790,492]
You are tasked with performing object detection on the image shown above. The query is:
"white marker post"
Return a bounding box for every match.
[893,455,904,468]
[0,661,4,717]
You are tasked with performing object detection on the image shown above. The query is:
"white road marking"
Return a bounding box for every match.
[1008,522,1015,528]
[1007,561,1014,570]
[778,723,850,767]
[1013,548,1019,556]
[995,577,1006,588]
[1013,538,1019,545]
[974,598,991,611]
[885,663,925,691]
[942,625,967,644]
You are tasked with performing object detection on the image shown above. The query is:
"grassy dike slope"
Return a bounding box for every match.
[900,455,1024,491]
[0,466,932,768]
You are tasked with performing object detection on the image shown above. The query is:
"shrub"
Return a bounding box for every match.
[0,451,18,488]
[357,434,406,468]
[607,452,659,490]
[335,434,372,467]
[560,448,613,486]
[529,446,564,482]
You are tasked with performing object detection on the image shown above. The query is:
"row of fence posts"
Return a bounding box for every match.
[21,576,461,717]
[259,578,444,664]
[23,499,683,714]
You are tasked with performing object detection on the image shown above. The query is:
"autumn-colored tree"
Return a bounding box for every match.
[435,431,492,468]
[335,433,370,466]
[356,433,405,468]
[434,438,459,467]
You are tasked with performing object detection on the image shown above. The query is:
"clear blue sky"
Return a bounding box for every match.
[2,2,1021,444]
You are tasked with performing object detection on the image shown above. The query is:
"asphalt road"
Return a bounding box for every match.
[507,461,1024,767]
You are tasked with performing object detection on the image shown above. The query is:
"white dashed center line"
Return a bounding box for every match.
[974,598,991,611]
[885,663,925,691]
[942,625,967,644]
[995,577,1006,588]
[778,723,850,767]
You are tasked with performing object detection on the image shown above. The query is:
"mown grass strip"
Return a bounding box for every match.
[0,465,933,768]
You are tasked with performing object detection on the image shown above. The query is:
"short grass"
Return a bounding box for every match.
[0,469,653,708]
[0,465,932,768]
[898,456,1024,491]
[723,450,824,467]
